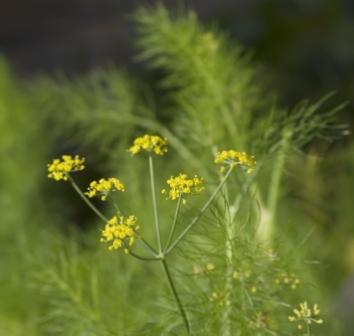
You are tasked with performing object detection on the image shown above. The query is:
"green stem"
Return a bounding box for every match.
[166,165,234,255]
[68,175,108,222]
[257,129,292,244]
[306,322,311,336]
[229,165,261,224]
[149,155,163,254]
[161,259,191,335]
[126,247,158,261]
[69,175,158,259]
[164,196,182,252]
[140,238,159,255]
[221,183,233,336]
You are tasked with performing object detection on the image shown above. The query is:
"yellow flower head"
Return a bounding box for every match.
[128,134,168,156]
[47,155,85,181]
[161,173,204,204]
[100,215,139,251]
[85,177,125,201]
[274,272,301,290]
[193,262,215,276]
[288,301,323,330]
[214,150,255,174]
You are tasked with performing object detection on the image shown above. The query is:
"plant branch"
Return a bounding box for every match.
[149,155,162,253]
[69,175,158,257]
[166,165,234,255]
[68,174,108,222]
[164,196,182,252]
[161,259,191,335]
[126,247,158,261]
[140,237,159,255]
[257,129,291,243]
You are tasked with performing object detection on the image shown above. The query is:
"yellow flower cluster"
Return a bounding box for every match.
[128,134,168,156]
[288,302,323,330]
[100,215,139,251]
[232,270,258,294]
[232,270,251,280]
[275,272,300,290]
[193,263,215,275]
[250,312,268,330]
[214,150,255,173]
[47,155,85,181]
[85,178,125,201]
[209,291,230,306]
[161,173,204,204]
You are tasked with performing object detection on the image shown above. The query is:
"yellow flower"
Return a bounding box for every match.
[193,262,215,275]
[209,291,229,306]
[251,286,257,293]
[85,177,125,201]
[206,263,215,271]
[288,301,323,330]
[47,155,85,181]
[128,134,168,156]
[161,173,204,204]
[214,150,255,173]
[100,215,139,251]
[274,272,301,290]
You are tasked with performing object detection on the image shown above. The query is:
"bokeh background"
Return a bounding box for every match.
[0,0,353,334]
[1,0,353,106]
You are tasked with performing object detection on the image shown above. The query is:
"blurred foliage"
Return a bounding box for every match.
[220,0,354,114]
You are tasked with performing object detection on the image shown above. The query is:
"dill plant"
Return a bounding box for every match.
[47,136,257,335]
[19,3,347,336]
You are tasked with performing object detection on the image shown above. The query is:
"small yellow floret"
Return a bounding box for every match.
[47,155,85,181]
[288,301,323,330]
[206,263,215,271]
[214,150,255,173]
[85,177,125,201]
[128,134,168,156]
[100,215,139,251]
[161,173,204,204]
[274,272,301,290]
[193,262,215,276]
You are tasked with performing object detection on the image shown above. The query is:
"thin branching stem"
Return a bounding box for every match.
[306,323,311,336]
[69,174,158,259]
[161,259,191,335]
[68,174,108,222]
[126,248,158,261]
[164,196,182,252]
[149,154,163,253]
[166,165,234,255]
[140,238,159,255]
[221,182,233,336]
[229,164,262,223]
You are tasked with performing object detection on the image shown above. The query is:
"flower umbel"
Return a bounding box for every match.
[47,155,85,181]
[275,272,301,290]
[128,134,168,156]
[214,150,255,173]
[162,173,204,204]
[100,215,139,251]
[193,262,215,276]
[85,178,125,201]
[288,301,323,330]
